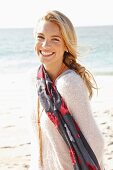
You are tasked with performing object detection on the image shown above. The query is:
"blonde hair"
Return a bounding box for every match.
[34,10,97,98]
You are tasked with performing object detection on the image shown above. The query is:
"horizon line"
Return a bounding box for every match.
[0,24,113,29]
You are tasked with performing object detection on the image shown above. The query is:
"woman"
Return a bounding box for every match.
[30,10,104,170]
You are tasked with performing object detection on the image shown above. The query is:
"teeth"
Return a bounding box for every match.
[41,51,53,55]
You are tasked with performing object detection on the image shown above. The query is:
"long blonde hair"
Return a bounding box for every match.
[34,10,97,99]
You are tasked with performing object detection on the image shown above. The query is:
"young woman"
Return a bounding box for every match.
[30,10,104,170]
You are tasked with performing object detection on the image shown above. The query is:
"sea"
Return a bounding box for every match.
[0,25,113,75]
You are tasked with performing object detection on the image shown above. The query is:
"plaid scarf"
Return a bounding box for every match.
[37,64,101,170]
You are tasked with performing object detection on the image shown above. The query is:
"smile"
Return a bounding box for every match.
[40,51,54,56]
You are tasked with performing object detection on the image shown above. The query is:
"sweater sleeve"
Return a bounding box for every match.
[55,71,104,168]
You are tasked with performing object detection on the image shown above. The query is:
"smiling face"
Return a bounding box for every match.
[35,20,67,68]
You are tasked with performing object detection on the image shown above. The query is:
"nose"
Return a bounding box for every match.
[42,39,51,48]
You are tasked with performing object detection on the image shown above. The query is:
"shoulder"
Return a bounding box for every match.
[27,65,40,83]
[55,69,87,92]
[26,65,41,98]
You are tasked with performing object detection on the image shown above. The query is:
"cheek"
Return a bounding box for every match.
[58,46,65,55]
[35,43,39,53]
[35,45,37,52]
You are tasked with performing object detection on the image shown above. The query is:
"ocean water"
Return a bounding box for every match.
[0,26,113,75]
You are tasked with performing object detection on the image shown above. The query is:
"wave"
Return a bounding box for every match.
[94,71,113,76]
[0,57,38,67]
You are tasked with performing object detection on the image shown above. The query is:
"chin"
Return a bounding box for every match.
[40,59,52,65]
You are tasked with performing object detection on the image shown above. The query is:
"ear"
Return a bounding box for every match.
[65,46,68,52]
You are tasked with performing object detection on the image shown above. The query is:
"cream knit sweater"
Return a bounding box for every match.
[29,69,104,170]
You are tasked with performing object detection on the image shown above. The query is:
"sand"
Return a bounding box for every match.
[0,72,113,170]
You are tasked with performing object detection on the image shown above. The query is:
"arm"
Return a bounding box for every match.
[56,71,104,167]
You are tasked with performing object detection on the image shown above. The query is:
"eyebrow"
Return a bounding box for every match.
[37,33,61,39]
[51,35,61,38]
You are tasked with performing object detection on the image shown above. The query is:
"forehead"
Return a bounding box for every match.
[37,20,61,36]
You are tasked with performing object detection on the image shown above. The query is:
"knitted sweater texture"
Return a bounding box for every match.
[29,69,104,170]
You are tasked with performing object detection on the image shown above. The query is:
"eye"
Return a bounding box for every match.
[37,35,44,40]
[52,38,60,42]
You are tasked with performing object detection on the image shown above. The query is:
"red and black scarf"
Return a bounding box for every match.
[37,64,101,170]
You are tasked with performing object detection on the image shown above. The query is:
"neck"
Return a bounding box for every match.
[43,62,67,81]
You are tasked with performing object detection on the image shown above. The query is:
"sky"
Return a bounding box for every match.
[0,0,113,28]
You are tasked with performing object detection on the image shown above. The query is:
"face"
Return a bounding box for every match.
[35,20,67,67]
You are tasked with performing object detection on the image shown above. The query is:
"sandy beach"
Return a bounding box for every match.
[0,72,113,170]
